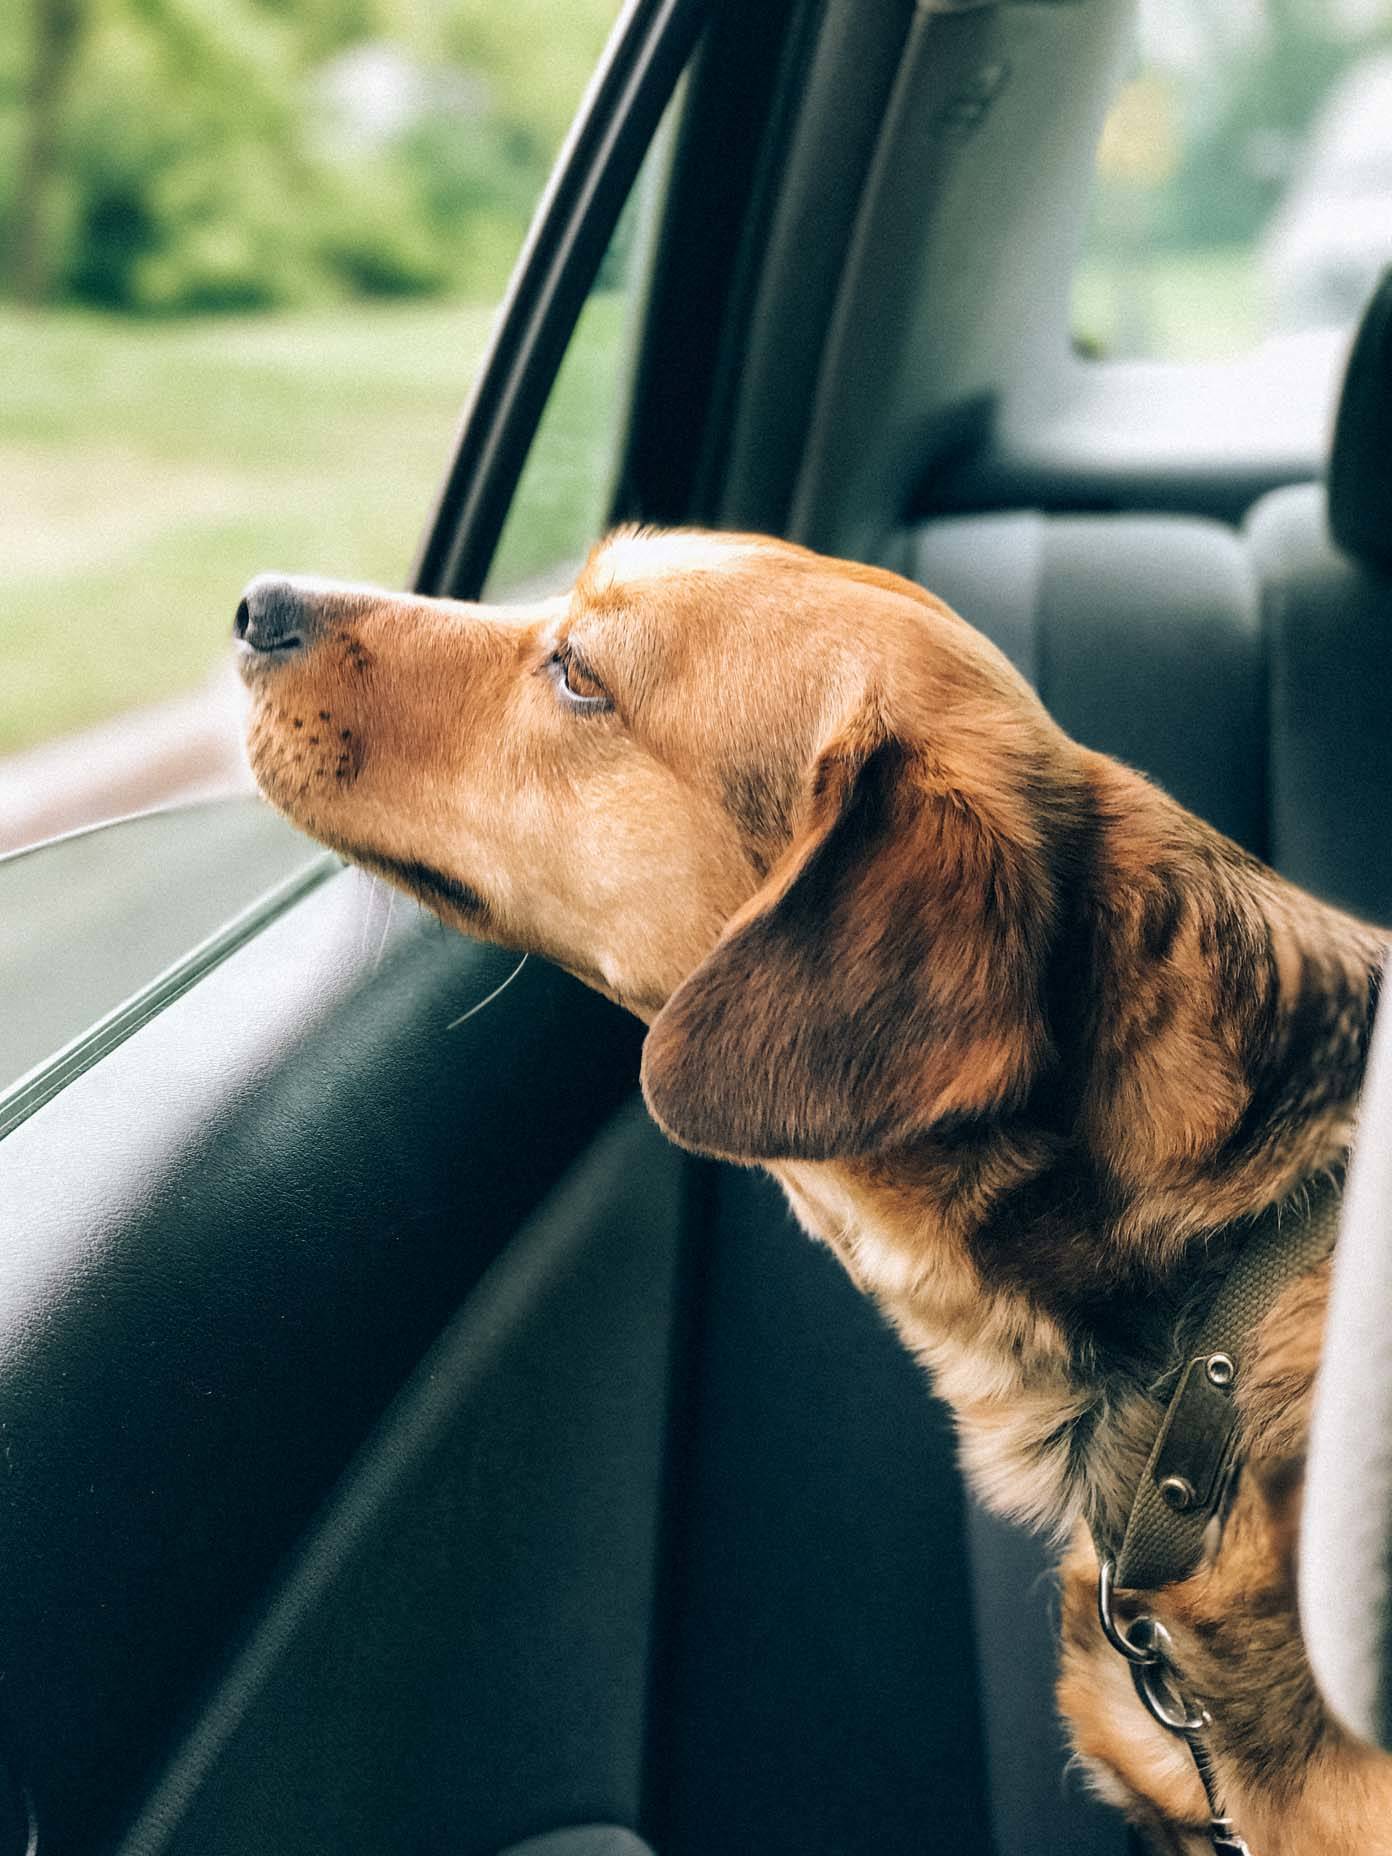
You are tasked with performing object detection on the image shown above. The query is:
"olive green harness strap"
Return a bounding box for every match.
[1101,1173,1343,1594]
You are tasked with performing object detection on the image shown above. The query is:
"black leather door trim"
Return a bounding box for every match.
[0,866,641,1852]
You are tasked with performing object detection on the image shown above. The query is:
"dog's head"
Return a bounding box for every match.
[236,526,1084,1163]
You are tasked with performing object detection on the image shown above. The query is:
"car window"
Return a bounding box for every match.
[484,109,678,599]
[1,0,620,854]
[0,799,329,1127]
[0,0,683,1139]
[1074,0,1392,361]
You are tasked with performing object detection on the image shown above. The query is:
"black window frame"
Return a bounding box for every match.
[412,0,709,603]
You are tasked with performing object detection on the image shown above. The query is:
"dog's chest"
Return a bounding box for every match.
[773,1162,925,1297]
[771,1160,1101,1529]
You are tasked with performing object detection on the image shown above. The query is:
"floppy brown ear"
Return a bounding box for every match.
[640,715,1062,1162]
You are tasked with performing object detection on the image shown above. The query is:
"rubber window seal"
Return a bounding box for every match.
[0,852,338,1144]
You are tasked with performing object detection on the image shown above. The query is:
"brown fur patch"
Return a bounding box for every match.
[642,725,1071,1160]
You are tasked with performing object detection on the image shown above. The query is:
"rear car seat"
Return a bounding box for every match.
[878,265,1392,1856]
[1245,267,1392,921]
[894,509,1264,851]
[888,506,1260,1856]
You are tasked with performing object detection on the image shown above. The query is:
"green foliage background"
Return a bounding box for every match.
[0,0,631,756]
[1087,0,1392,261]
[9,0,1392,755]
[2,0,616,313]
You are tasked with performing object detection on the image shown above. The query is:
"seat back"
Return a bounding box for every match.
[1245,267,1392,924]
[896,511,1266,854]
[879,269,1392,1854]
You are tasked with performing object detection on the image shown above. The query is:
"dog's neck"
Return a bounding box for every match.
[771,763,1383,1543]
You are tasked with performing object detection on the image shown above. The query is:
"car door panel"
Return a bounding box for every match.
[113,1104,685,1856]
[0,868,641,1852]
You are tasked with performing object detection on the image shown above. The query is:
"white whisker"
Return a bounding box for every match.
[356,875,377,960]
[371,886,398,975]
[448,954,529,1030]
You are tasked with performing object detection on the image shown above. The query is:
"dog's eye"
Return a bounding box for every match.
[547,644,612,713]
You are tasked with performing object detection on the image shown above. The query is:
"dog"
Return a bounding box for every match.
[235,526,1389,1853]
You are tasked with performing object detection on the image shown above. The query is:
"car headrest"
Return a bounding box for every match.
[1329,267,1392,574]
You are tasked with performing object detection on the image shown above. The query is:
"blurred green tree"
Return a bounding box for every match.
[1167,0,1367,249]
[9,0,84,303]
[1092,0,1392,257]
[2,0,616,313]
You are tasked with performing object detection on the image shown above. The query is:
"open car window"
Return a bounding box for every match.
[1075,0,1392,362]
[0,0,688,1137]
[485,115,677,599]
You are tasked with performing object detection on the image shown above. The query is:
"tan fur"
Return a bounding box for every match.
[239,527,1391,1849]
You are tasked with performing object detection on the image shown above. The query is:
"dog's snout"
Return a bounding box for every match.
[234,576,319,656]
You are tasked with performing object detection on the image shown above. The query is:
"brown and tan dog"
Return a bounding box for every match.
[236,526,1389,1853]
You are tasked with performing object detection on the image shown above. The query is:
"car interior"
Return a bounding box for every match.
[3,0,1390,1852]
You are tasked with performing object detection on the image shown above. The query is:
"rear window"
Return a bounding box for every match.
[1075,2,1392,361]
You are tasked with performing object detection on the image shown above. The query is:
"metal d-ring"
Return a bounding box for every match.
[1099,1558,1210,1734]
[1097,1561,1247,1852]
[1131,1652,1211,1736]
[1097,1556,1159,1665]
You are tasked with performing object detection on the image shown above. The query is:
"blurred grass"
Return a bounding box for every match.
[0,250,1259,757]
[1073,247,1260,362]
[0,292,626,753]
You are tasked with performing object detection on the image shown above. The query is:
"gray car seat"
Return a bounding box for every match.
[886,266,1392,1852]
[1245,266,1392,921]
[1303,992,1392,1754]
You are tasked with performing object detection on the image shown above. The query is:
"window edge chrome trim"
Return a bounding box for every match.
[0,853,339,1144]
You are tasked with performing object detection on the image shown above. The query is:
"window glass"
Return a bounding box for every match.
[1,0,618,853]
[1074,0,1392,361]
[0,798,324,1109]
[485,110,677,598]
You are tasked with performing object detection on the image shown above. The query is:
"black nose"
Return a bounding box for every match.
[234,576,319,655]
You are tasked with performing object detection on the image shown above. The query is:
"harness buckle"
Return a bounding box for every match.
[1096,1559,1252,1855]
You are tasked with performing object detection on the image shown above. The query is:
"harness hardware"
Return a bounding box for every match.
[1098,1556,1249,1854]
[1088,1176,1346,1856]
